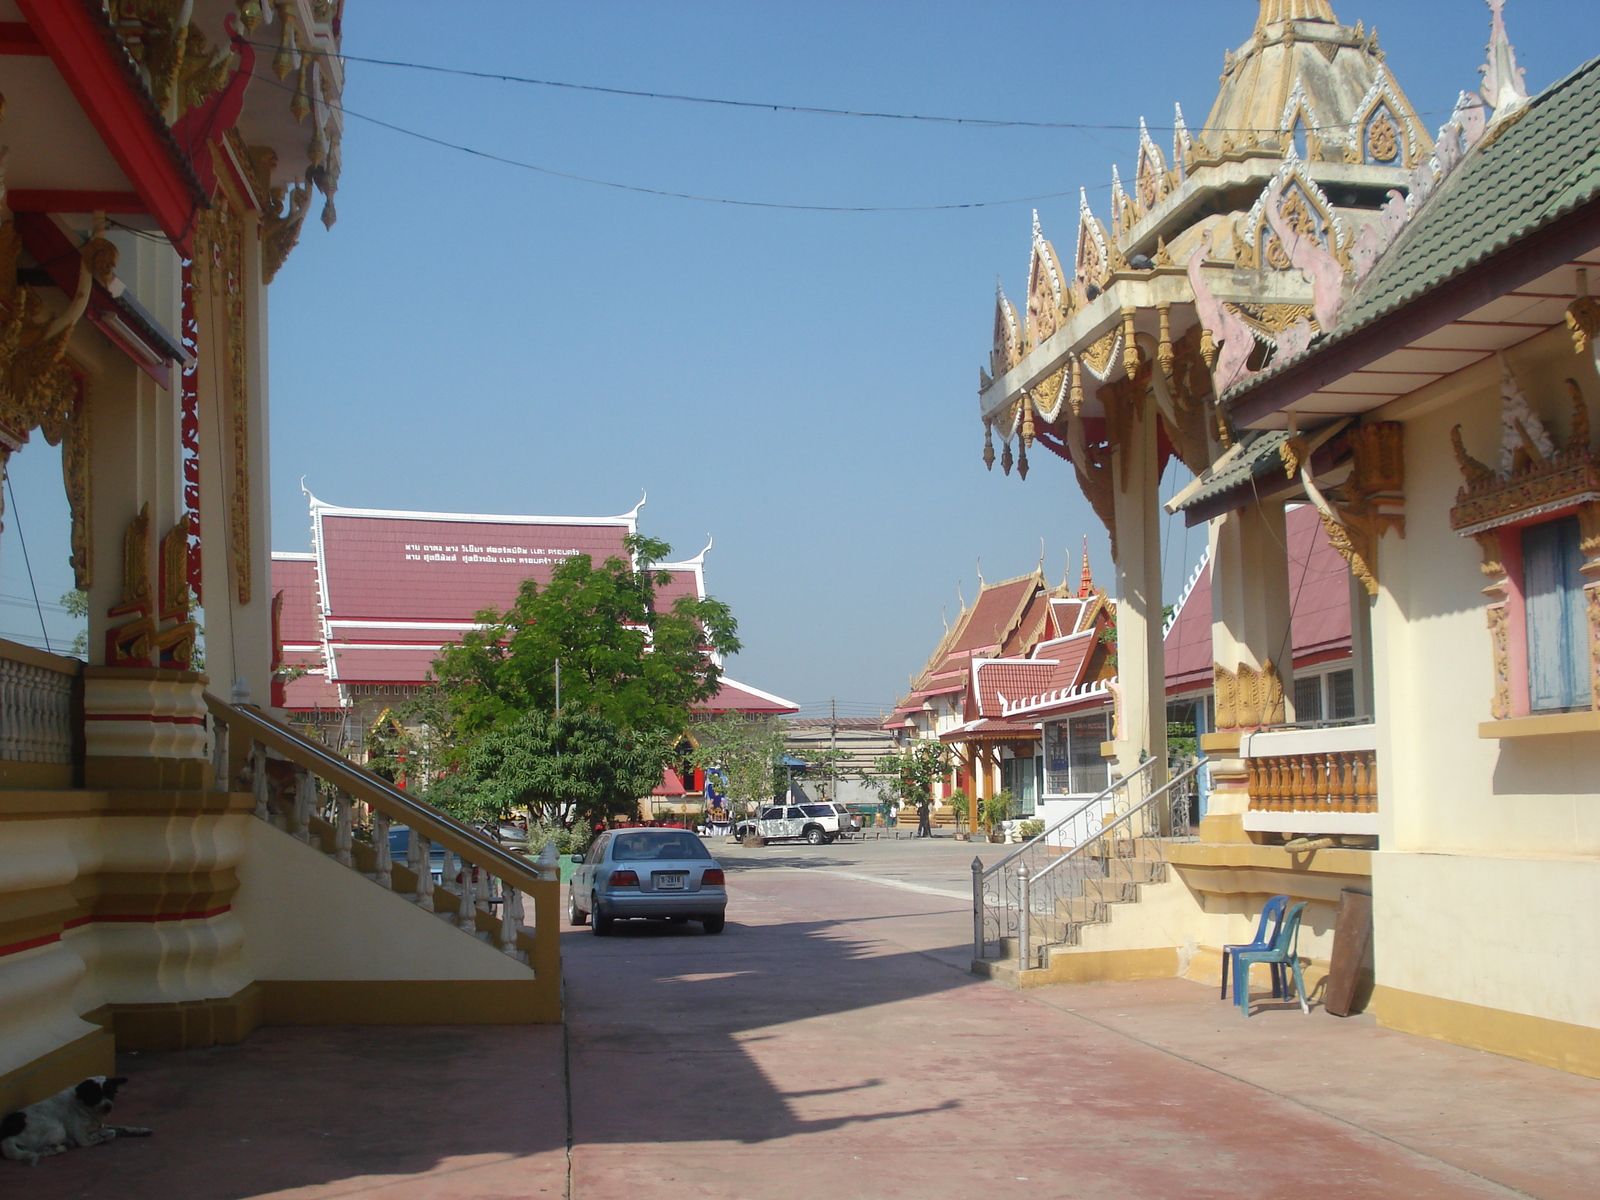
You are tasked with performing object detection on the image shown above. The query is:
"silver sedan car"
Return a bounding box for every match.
[569,828,727,935]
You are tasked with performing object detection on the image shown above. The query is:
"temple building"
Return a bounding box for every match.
[970,0,1600,1076]
[271,490,797,753]
[0,2,565,1116]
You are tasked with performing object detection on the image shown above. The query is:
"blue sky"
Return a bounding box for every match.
[5,1,1598,714]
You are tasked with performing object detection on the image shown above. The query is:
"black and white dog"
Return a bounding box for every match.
[0,1076,151,1166]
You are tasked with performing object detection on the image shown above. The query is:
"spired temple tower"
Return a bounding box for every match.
[977,0,1437,784]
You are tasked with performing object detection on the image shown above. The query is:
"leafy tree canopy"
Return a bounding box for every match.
[426,534,741,745]
[869,742,954,813]
[688,714,788,816]
[462,709,671,830]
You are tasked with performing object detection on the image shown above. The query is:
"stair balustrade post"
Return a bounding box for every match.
[1017,861,1032,970]
[250,743,270,821]
[294,770,315,843]
[211,720,229,792]
[333,794,353,867]
[410,832,435,912]
[372,811,391,889]
[500,886,523,957]
[459,861,477,931]
[535,841,559,882]
[971,857,984,961]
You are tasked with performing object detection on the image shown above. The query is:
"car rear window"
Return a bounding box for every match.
[801,805,835,817]
[611,832,711,861]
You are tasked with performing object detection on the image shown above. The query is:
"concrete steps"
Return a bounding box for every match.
[973,836,1172,985]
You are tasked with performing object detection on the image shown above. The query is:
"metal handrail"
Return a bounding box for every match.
[205,694,545,894]
[1030,757,1208,885]
[980,755,1162,881]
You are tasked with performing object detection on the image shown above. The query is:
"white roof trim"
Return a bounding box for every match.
[711,676,800,710]
[304,491,640,529]
[327,620,482,632]
[1163,548,1211,640]
[328,643,445,652]
[271,551,316,561]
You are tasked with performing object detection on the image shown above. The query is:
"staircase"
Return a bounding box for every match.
[970,759,1204,988]
[208,696,562,1020]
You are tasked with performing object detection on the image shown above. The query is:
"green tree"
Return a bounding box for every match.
[461,709,670,830]
[688,714,787,818]
[61,589,88,659]
[868,742,954,835]
[425,534,741,745]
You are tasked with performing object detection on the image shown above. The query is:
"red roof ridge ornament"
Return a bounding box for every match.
[1078,535,1095,597]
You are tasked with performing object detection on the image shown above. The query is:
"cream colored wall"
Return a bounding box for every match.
[0,808,253,1079]
[231,820,531,982]
[1375,343,1600,858]
[1373,851,1600,1028]
[1367,330,1600,1036]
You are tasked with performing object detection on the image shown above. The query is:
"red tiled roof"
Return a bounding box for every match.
[317,512,631,625]
[940,718,1040,742]
[945,576,1034,660]
[328,645,441,685]
[1162,504,1351,693]
[654,566,703,611]
[271,555,323,645]
[652,768,690,796]
[282,670,342,710]
[692,677,800,714]
[1285,504,1352,663]
[1164,561,1214,694]
[971,659,1057,718]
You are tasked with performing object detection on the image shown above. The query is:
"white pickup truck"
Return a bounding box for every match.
[737,802,860,845]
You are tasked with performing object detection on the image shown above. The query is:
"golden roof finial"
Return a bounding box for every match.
[1256,0,1337,31]
[1078,535,1095,598]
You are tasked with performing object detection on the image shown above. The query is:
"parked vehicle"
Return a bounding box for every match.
[734,802,860,845]
[569,827,727,935]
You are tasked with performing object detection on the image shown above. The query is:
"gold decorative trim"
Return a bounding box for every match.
[1213,659,1286,730]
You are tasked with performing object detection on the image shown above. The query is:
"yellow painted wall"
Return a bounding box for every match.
[1367,330,1600,1050]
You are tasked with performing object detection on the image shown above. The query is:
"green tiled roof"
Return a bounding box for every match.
[1170,429,1292,514]
[1228,52,1600,400]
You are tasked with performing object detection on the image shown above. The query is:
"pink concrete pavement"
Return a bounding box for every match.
[16,844,1600,1198]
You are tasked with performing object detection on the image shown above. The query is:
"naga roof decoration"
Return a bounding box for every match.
[1074,188,1110,291]
[1025,211,1067,350]
[1172,103,1194,178]
[1135,118,1169,215]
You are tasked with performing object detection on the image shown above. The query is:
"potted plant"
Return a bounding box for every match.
[983,790,1015,842]
[948,789,971,837]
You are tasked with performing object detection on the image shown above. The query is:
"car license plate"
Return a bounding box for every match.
[655,873,686,890]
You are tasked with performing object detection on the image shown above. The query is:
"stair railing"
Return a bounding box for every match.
[1010,757,1206,970]
[205,694,559,987]
[971,756,1162,962]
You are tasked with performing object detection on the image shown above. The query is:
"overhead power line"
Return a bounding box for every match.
[279,43,1448,138]
[247,69,1087,212]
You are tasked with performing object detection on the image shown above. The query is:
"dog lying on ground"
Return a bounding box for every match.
[1,1076,151,1166]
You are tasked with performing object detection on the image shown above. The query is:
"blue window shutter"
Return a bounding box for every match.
[1523,518,1590,711]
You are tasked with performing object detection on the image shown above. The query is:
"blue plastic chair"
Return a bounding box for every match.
[1233,901,1309,1017]
[1220,894,1289,1000]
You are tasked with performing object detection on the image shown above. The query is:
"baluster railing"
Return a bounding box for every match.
[0,649,77,764]
[203,692,561,1012]
[294,769,316,842]
[1002,759,1207,970]
[372,811,392,888]
[409,830,435,912]
[333,794,353,867]
[1247,746,1379,815]
[973,757,1171,963]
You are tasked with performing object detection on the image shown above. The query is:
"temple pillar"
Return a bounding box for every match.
[1109,406,1167,787]
[192,199,274,710]
[81,233,207,789]
[1202,500,1294,841]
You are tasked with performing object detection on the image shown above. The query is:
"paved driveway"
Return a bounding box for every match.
[25,835,1600,1199]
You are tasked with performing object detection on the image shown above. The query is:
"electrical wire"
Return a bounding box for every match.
[245,69,1089,212]
[274,42,1449,138]
[5,474,52,653]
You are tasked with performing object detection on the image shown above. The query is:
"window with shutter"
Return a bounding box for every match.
[1522,517,1590,712]
[1293,675,1324,723]
[1329,669,1357,719]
